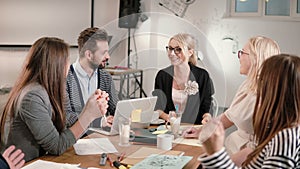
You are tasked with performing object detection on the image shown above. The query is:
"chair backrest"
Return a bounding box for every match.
[211,96,219,118]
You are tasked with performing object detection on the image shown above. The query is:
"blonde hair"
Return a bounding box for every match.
[170,33,197,65]
[245,36,280,91]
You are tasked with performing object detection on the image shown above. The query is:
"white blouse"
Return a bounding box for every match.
[172,87,188,114]
[224,81,256,154]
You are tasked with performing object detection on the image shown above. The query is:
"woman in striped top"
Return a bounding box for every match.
[198,54,300,168]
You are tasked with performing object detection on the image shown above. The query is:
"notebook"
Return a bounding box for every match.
[89,96,158,135]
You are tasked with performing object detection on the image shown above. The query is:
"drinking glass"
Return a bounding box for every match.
[166,111,182,137]
[118,116,135,147]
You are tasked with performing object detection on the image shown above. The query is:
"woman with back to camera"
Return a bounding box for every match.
[152,33,214,124]
[0,37,108,162]
[184,36,280,165]
[199,54,300,168]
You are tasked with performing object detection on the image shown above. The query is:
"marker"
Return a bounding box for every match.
[107,155,114,167]
[118,152,126,162]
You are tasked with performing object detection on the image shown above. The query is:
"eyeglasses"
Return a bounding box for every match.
[237,50,249,59]
[166,46,182,54]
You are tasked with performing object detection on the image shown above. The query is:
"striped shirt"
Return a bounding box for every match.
[199,126,300,168]
[65,64,119,127]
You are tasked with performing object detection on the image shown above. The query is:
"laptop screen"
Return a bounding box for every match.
[110,96,158,135]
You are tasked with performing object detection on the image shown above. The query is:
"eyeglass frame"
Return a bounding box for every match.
[237,50,249,59]
[166,46,182,54]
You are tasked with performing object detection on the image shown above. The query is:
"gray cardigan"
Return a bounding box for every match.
[5,83,76,162]
[65,65,119,127]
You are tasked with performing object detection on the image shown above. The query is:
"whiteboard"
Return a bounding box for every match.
[0,0,91,46]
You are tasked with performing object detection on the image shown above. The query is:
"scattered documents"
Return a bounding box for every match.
[73,138,117,155]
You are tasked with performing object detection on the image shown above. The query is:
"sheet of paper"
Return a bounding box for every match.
[173,137,202,147]
[130,154,192,169]
[73,138,118,155]
[152,129,168,135]
[22,160,81,169]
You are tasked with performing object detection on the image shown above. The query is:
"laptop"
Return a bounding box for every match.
[89,96,158,135]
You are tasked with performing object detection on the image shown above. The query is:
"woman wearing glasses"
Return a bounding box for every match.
[152,33,214,124]
[184,36,280,166]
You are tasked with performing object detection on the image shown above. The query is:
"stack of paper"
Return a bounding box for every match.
[73,138,118,155]
[22,160,81,169]
[22,160,102,169]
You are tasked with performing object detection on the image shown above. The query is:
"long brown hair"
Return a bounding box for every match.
[0,37,69,145]
[243,54,300,166]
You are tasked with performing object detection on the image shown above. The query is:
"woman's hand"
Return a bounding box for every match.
[2,145,25,169]
[158,110,169,121]
[201,120,225,155]
[201,113,212,124]
[182,127,201,138]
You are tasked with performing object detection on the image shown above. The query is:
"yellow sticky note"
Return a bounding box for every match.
[131,109,142,122]
[152,130,168,135]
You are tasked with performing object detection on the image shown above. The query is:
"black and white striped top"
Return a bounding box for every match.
[199,126,300,168]
[65,65,119,127]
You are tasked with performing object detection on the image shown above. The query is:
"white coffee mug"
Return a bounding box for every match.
[157,134,174,150]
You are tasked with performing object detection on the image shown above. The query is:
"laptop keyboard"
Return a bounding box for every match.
[101,126,111,132]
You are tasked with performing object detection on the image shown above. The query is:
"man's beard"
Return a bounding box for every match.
[99,59,109,69]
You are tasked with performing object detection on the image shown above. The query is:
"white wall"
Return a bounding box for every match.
[133,0,300,107]
[0,0,90,46]
[1,0,300,107]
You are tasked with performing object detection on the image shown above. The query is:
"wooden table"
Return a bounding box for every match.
[25,132,204,168]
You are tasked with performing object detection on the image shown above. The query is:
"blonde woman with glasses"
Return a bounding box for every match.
[152,33,214,125]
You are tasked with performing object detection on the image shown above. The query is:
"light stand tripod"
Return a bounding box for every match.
[125,28,147,99]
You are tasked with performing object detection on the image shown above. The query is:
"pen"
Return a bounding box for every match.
[118,152,125,162]
[103,114,108,123]
[107,155,114,167]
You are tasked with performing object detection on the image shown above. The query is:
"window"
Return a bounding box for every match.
[265,0,290,16]
[292,0,300,16]
[231,0,262,16]
[230,0,300,20]
[298,0,300,13]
